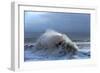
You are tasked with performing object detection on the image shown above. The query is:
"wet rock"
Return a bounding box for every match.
[29,45,34,48]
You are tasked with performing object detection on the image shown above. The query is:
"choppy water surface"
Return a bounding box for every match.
[24,43,90,61]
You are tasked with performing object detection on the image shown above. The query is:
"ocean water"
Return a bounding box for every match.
[24,32,90,43]
[24,43,90,61]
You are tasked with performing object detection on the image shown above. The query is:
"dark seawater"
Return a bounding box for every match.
[24,43,90,61]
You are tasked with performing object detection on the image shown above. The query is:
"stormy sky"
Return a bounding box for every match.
[24,11,90,39]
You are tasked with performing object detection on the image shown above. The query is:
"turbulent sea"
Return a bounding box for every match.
[24,42,90,61]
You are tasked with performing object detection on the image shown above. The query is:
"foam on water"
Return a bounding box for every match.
[24,43,90,61]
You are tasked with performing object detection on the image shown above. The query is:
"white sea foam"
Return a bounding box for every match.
[24,30,90,61]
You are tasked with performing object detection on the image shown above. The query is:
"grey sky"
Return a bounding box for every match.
[24,11,90,39]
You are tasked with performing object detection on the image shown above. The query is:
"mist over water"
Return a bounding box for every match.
[24,11,90,61]
[24,31,90,43]
[24,31,90,61]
